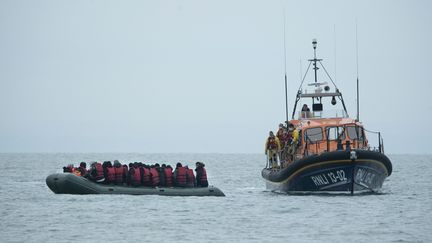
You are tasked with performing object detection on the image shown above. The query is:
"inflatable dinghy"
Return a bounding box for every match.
[46,173,225,197]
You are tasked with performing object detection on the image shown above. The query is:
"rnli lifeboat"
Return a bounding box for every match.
[261,39,392,194]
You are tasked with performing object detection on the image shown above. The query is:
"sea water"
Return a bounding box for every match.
[0,153,431,242]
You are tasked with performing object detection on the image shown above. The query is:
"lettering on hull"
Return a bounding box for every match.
[355,168,376,186]
[310,170,347,187]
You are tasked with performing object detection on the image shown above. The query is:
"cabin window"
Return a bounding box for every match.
[346,126,364,140]
[326,126,346,141]
[304,127,323,142]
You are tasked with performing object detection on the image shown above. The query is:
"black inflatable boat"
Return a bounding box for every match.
[46,173,225,197]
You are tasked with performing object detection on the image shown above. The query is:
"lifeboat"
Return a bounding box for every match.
[46,173,225,197]
[262,39,392,194]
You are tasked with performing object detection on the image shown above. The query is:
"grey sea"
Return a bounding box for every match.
[0,153,431,242]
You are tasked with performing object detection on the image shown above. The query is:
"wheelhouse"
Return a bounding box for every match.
[292,118,369,157]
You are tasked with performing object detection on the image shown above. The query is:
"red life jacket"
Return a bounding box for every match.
[175,167,187,186]
[164,167,173,187]
[198,167,208,186]
[186,168,195,187]
[142,167,151,186]
[114,166,124,183]
[130,167,141,185]
[106,167,116,183]
[150,168,160,187]
[94,163,104,181]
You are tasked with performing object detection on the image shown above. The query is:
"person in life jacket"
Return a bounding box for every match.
[164,165,174,187]
[276,123,288,147]
[195,162,208,187]
[185,166,196,187]
[128,162,142,186]
[173,162,187,187]
[157,164,167,187]
[122,164,128,183]
[78,162,87,177]
[63,164,74,173]
[113,160,124,184]
[89,162,105,182]
[149,165,160,187]
[265,131,281,169]
[64,164,81,176]
[102,161,115,184]
[141,165,152,186]
[284,123,299,164]
[285,123,299,144]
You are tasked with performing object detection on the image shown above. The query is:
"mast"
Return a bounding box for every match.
[356,20,360,121]
[312,39,318,84]
[283,7,289,123]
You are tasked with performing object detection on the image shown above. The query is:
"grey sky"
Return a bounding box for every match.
[1,0,431,153]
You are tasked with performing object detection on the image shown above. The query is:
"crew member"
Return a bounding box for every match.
[276,123,287,147]
[195,162,208,187]
[301,104,311,118]
[284,123,300,164]
[265,131,281,168]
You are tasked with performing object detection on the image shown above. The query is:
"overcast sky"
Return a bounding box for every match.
[1,0,431,153]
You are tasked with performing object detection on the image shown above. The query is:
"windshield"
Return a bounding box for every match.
[346,126,364,140]
[326,126,346,140]
[305,127,323,142]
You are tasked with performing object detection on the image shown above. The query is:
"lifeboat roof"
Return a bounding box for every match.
[290,117,362,129]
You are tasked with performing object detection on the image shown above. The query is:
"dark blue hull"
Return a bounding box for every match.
[262,150,392,194]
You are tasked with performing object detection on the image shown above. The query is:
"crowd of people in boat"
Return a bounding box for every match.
[265,120,300,169]
[63,160,208,188]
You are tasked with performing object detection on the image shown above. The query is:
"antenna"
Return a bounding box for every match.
[312,38,318,84]
[283,6,288,123]
[333,24,337,84]
[356,19,360,121]
[299,59,302,82]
